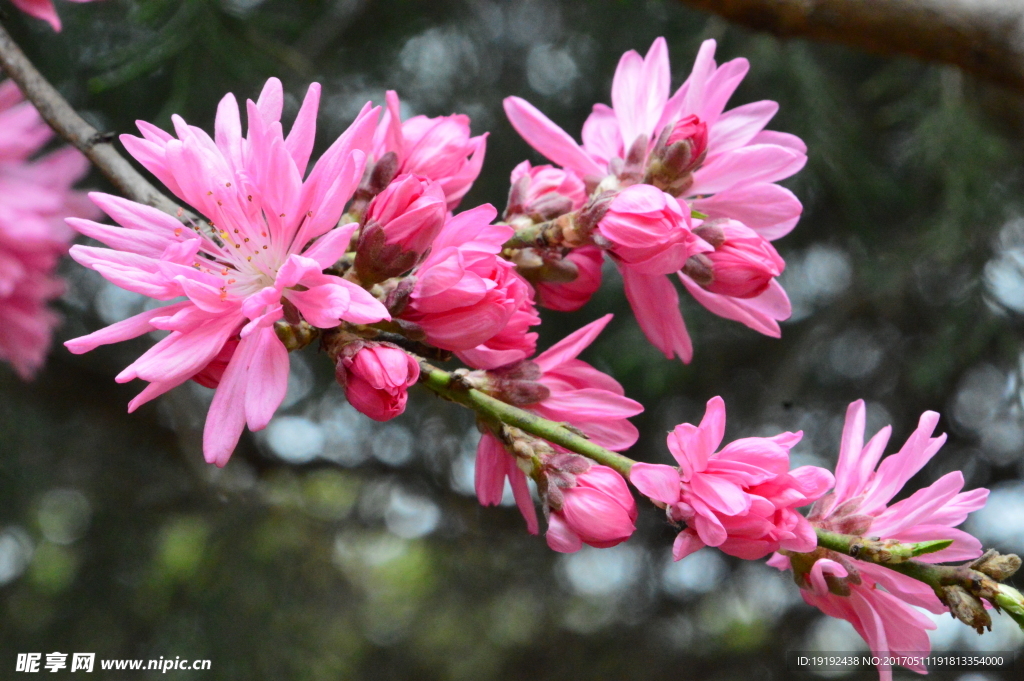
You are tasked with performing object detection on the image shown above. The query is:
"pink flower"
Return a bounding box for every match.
[364,174,446,256]
[337,342,419,421]
[63,78,390,466]
[767,400,990,681]
[535,245,604,312]
[547,463,637,553]
[10,0,101,32]
[355,174,446,283]
[596,184,708,275]
[476,314,643,533]
[684,219,784,298]
[504,37,805,361]
[373,91,487,209]
[506,160,587,219]
[630,396,833,560]
[0,81,96,379]
[401,204,531,352]
[455,285,540,369]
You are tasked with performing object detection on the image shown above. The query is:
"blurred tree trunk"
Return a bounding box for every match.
[679,0,1024,92]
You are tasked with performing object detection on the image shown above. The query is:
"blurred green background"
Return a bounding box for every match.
[2,1,1024,679]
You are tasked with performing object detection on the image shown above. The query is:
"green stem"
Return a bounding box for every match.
[417,363,636,478]
[812,528,1024,632]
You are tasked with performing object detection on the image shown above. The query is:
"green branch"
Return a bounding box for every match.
[812,528,1024,632]
[417,362,636,478]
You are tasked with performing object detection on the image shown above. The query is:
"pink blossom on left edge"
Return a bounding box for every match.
[10,0,102,32]
[766,401,989,681]
[630,396,833,560]
[0,80,97,379]
[63,78,390,466]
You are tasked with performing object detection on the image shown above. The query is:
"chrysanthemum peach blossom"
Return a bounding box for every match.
[767,401,989,681]
[64,78,389,466]
[0,80,96,379]
[504,37,804,361]
[630,396,832,560]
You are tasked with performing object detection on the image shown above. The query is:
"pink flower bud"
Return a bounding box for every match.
[506,161,587,220]
[365,174,447,257]
[666,115,708,156]
[374,91,487,209]
[536,245,604,312]
[595,184,703,275]
[403,206,532,351]
[686,220,784,298]
[547,465,638,553]
[337,343,420,421]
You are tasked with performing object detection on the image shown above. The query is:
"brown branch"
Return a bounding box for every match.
[678,0,1024,92]
[0,19,183,217]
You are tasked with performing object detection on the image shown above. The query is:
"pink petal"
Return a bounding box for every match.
[255,78,284,125]
[691,182,802,241]
[629,463,681,505]
[546,513,583,553]
[561,487,636,544]
[680,274,791,337]
[697,57,751,125]
[580,103,622,166]
[833,399,867,503]
[690,144,806,196]
[672,530,705,561]
[503,97,604,178]
[202,330,256,466]
[64,302,190,354]
[689,473,749,515]
[243,326,289,431]
[507,457,538,535]
[285,83,321,176]
[534,314,613,373]
[620,268,692,362]
[707,101,779,155]
[474,434,507,506]
[302,222,358,269]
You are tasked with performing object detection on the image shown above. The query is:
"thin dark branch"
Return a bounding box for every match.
[0,20,183,217]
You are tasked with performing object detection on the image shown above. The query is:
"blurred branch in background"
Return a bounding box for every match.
[677,0,1024,92]
[0,19,179,215]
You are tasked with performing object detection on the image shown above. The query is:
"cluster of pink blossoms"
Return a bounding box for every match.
[0,80,95,379]
[768,401,988,681]
[505,37,802,362]
[50,35,1003,681]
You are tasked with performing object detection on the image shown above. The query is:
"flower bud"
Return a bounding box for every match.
[939,585,992,634]
[545,464,637,553]
[683,220,784,298]
[506,161,586,220]
[646,115,709,196]
[972,550,1022,581]
[355,175,447,284]
[336,342,420,421]
[595,184,699,275]
[535,246,604,312]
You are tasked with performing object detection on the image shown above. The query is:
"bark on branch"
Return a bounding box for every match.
[678,0,1024,91]
[0,20,182,216]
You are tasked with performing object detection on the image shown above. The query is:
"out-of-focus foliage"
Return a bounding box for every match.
[2,1,1024,679]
